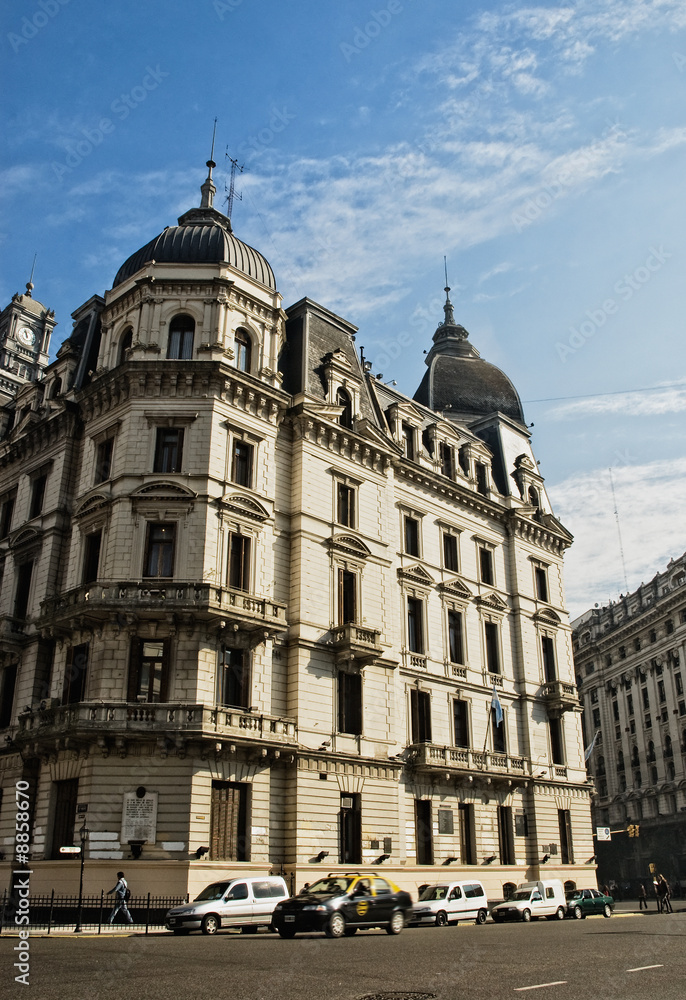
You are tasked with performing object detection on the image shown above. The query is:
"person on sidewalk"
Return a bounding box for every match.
[107,871,133,925]
[638,883,648,910]
[658,876,673,913]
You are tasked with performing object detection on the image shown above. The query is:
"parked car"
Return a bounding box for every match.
[408,880,489,926]
[565,888,614,919]
[490,879,566,923]
[165,875,289,935]
[271,874,413,938]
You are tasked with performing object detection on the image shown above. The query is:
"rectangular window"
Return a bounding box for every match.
[497,805,515,865]
[0,495,15,539]
[50,778,79,859]
[218,647,250,708]
[453,699,469,748]
[491,707,506,753]
[404,516,420,556]
[541,636,557,683]
[154,427,184,474]
[627,693,634,716]
[439,442,454,479]
[485,621,500,674]
[558,808,574,864]
[592,707,601,729]
[535,566,549,602]
[62,643,89,705]
[642,687,650,710]
[448,610,464,664]
[415,799,433,865]
[144,523,175,578]
[29,474,47,519]
[82,531,102,585]
[210,780,250,861]
[231,440,254,488]
[676,674,683,696]
[0,664,18,729]
[13,560,34,620]
[339,793,362,864]
[337,568,357,624]
[479,546,494,586]
[127,639,169,703]
[407,597,424,654]
[443,533,459,572]
[338,671,362,735]
[549,717,565,764]
[410,688,432,743]
[228,534,251,591]
[402,424,415,461]
[336,482,356,527]
[94,438,113,484]
[475,462,488,496]
[459,803,477,864]
[658,680,666,703]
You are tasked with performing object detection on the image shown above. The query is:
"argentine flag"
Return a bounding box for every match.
[491,684,503,726]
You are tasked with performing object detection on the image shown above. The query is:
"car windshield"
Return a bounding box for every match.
[194,882,232,901]
[419,886,449,901]
[566,891,582,900]
[510,890,532,901]
[301,877,354,896]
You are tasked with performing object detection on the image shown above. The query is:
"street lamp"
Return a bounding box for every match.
[74,820,89,934]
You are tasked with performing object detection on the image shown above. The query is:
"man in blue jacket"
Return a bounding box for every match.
[107,871,133,925]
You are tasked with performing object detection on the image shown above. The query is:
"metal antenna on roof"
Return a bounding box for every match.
[442,255,455,325]
[26,253,37,296]
[224,147,244,221]
[210,117,217,162]
[609,467,629,593]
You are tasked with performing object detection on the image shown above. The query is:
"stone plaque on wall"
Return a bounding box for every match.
[120,791,158,843]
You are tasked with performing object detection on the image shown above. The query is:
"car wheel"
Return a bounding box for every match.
[555,907,565,921]
[476,909,488,925]
[521,909,531,923]
[242,926,258,934]
[386,910,405,935]
[326,912,346,938]
[573,906,583,920]
[603,904,612,918]
[344,927,358,936]
[201,914,220,935]
[278,927,296,939]
[435,910,448,927]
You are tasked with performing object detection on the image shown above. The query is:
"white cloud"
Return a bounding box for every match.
[549,457,686,617]
[548,384,686,419]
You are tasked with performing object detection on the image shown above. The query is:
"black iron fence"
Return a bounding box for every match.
[0,890,188,933]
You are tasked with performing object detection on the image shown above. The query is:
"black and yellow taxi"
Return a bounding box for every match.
[271,873,413,938]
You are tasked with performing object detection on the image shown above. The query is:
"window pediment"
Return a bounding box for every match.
[219,493,270,521]
[9,527,42,552]
[533,608,561,625]
[74,494,111,520]
[475,592,508,613]
[398,564,434,586]
[328,534,371,558]
[439,577,473,601]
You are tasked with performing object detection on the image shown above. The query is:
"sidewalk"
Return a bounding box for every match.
[612,899,684,915]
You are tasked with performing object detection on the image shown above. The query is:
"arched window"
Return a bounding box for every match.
[647,741,656,762]
[563,880,576,894]
[528,485,539,508]
[167,315,195,360]
[617,750,624,771]
[49,377,62,399]
[632,745,640,766]
[596,755,605,775]
[234,329,252,373]
[502,882,516,900]
[336,387,353,429]
[664,735,673,758]
[118,327,133,366]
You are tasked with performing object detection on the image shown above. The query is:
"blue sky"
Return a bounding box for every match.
[2,0,686,615]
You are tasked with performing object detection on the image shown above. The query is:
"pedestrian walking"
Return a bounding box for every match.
[638,883,648,910]
[107,871,133,925]
[653,879,661,911]
[659,876,673,913]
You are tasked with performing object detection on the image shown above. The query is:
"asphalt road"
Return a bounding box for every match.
[1,912,685,1000]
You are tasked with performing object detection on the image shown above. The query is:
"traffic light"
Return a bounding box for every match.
[627,824,640,838]
[649,863,656,874]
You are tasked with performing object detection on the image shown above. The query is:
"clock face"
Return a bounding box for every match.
[16,326,36,348]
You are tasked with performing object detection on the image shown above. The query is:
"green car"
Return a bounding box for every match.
[565,888,614,919]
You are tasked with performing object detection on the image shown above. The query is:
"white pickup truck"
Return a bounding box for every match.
[490,879,566,923]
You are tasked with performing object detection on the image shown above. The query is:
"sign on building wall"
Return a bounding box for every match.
[120,791,158,843]
[596,826,611,842]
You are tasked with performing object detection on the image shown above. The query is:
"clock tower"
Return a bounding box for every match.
[0,280,55,407]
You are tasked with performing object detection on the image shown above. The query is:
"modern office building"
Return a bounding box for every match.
[0,160,594,898]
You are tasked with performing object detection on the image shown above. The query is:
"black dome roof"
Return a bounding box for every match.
[113,206,275,290]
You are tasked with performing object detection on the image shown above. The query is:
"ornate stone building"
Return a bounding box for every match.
[0,160,594,898]
[573,554,686,886]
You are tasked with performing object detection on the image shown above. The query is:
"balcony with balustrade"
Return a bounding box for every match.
[407,742,531,783]
[329,622,384,666]
[541,680,579,715]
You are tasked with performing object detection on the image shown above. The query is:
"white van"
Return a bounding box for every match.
[408,880,489,926]
[166,875,289,935]
[490,879,566,923]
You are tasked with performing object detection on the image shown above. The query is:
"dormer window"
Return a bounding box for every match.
[118,327,133,366]
[234,329,252,373]
[528,485,540,508]
[167,314,195,360]
[336,387,353,429]
[402,423,415,461]
[439,442,454,479]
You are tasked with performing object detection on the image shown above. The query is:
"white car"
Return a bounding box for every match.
[166,875,289,935]
[490,880,566,923]
[409,880,489,926]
